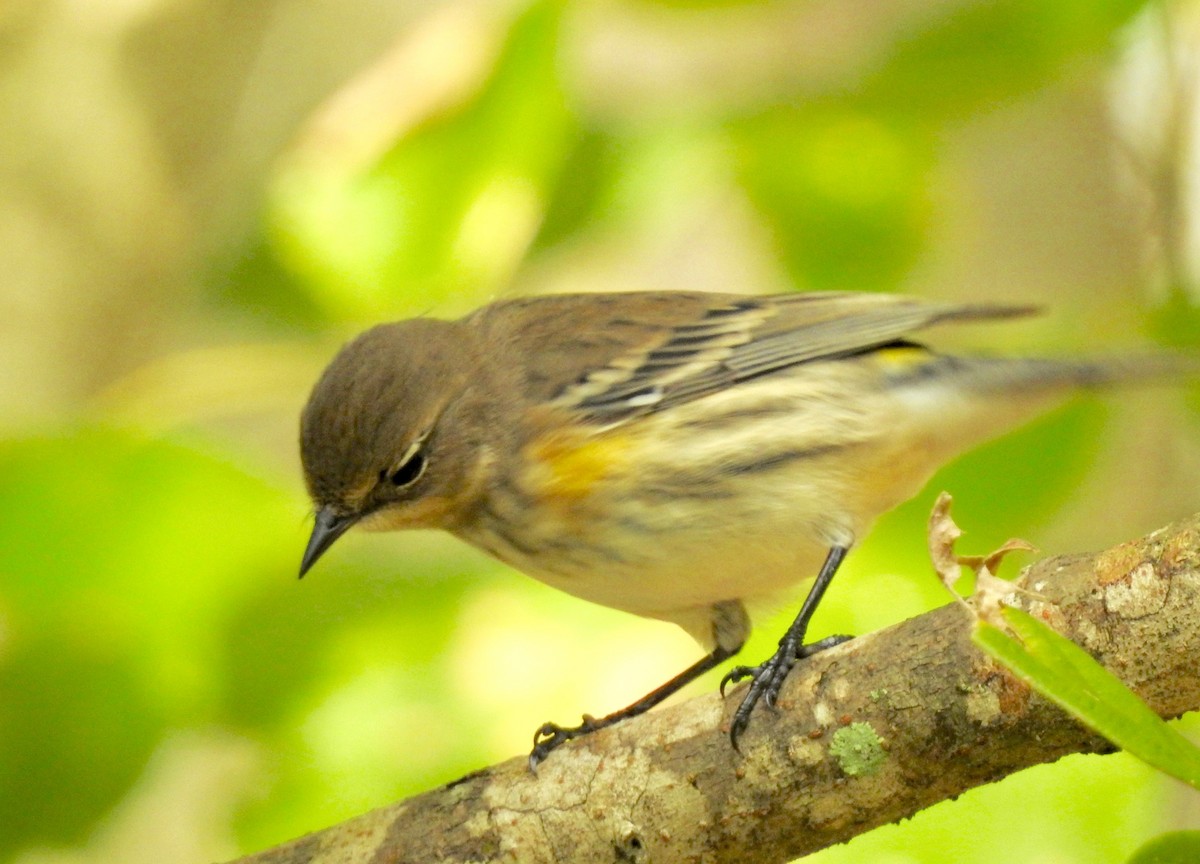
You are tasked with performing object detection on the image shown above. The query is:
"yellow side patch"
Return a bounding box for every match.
[525,428,630,501]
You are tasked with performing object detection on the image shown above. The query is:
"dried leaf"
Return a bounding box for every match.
[928,491,965,598]
[926,493,1039,624]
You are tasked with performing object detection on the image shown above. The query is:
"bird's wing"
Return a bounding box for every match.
[479,291,1038,426]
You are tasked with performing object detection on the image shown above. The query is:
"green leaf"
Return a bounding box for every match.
[973,607,1200,790]
[1127,832,1200,864]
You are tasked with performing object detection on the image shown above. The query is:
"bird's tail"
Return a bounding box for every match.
[884,350,1198,469]
[916,352,1200,397]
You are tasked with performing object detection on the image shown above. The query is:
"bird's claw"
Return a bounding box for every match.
[721,634,854,751]
[726,649,794,749]
[528,715,599,772]
[718,664,757,696]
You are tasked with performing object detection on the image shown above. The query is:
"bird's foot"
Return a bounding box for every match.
[719,634,853,750]
[529,714,602,772]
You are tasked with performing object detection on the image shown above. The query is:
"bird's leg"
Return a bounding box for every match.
[529,643,738,772]
[720,544,852,750]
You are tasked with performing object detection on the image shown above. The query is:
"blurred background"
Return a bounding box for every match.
[2,0,1200,862]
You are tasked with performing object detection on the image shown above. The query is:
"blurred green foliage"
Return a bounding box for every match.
[1127,831,1200,864]
[272,3,576,321]
[2,0,1198,862]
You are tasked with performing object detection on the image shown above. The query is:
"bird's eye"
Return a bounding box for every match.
[386,441,427,488]
[390,452,425,487]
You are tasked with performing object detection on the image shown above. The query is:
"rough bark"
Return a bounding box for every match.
[226,514,1200,864]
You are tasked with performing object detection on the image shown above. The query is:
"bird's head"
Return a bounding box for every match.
[298,318,493,576]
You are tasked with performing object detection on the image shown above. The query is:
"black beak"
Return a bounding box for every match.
[300,506,357,578]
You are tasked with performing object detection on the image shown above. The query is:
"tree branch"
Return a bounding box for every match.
[227,514,1200,864]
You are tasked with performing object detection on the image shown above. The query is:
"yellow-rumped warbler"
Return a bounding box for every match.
[298,290,1184,769]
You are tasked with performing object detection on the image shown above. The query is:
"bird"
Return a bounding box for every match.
[297,289,1185,769]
